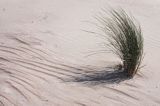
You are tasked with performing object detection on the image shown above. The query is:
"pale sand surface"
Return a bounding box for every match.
[0,0,160,106]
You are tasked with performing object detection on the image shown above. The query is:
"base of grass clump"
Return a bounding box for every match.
[97,8,144,78]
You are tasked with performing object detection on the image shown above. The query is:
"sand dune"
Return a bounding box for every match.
[0,0,160,106]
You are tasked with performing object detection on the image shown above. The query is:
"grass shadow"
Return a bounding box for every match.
[72,68,131,85]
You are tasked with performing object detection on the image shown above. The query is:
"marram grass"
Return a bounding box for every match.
[98,9,144,77]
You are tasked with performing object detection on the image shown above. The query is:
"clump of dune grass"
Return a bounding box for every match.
[97,9,144,77]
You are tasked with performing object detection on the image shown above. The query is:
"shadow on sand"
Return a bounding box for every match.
[71,68,131,85]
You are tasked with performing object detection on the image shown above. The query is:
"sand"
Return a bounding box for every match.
[0,0,160,106]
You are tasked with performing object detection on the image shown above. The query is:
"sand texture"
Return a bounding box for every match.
[0,0,160,106]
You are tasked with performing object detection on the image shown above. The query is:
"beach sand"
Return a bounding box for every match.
[0,0,160,106]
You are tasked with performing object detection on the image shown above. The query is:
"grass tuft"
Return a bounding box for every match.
[98,8,144,77]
